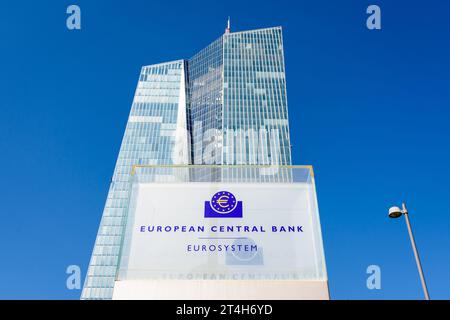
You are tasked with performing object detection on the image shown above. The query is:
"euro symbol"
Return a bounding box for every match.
[216,195,230,208]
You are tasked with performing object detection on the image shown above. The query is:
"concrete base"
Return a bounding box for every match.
[112,280,330,300]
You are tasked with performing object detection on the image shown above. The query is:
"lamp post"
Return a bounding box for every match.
[388,202,430,300]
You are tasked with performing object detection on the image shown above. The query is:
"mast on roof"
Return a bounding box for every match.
[225,17,231,34]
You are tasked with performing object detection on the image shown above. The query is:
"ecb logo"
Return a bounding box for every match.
[204,191,243,218]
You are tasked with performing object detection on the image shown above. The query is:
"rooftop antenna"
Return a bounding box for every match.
[225,17,231,34]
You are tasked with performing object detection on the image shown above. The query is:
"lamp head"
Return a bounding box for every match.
[389,206,403,219]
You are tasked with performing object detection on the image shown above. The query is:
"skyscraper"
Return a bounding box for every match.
[189,25,291,168]
[82,24,293,300]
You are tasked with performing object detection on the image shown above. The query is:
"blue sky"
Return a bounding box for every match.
[0,0,449,299]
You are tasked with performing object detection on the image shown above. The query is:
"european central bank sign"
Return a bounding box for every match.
[114,181,328,299]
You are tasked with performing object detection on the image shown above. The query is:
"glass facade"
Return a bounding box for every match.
[188,37,224,166]
[222,27,292,182]
[223,27,291,166]
[81,60,188,299]
[82,26,293,299]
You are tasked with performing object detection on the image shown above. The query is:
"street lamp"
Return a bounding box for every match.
[388,202,430,300]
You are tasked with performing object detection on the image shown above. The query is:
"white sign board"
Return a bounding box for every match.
[117,182,327,283]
